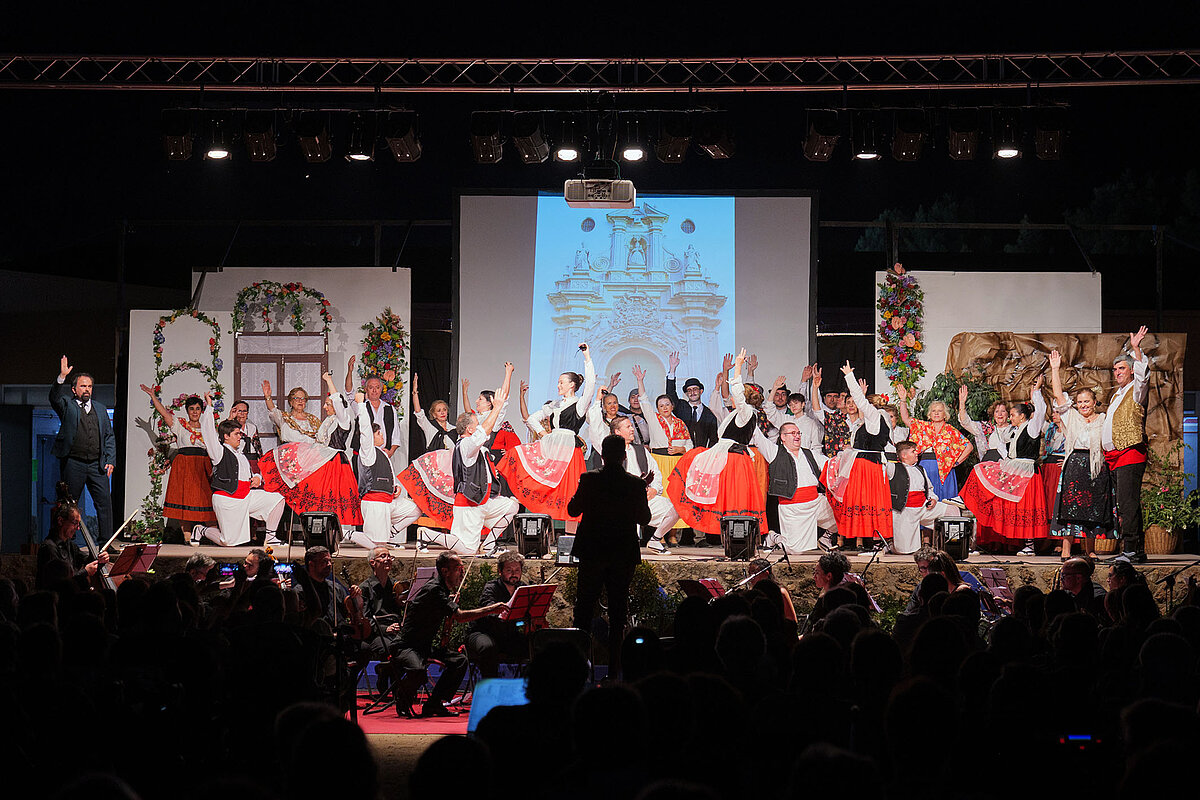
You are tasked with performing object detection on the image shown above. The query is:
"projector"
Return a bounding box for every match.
[564,179,636,209]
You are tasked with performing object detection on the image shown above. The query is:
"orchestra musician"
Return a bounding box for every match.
[465,550,528,679]
[37,499,109,590]
[389,552,507,718]
[359,545,405,661]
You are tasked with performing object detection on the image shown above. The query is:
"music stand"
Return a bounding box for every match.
[407,566,436,598]
[842,573,882,613]
[978,567,1015,604]
[108,543,160,584]
[676,578,726,600]
[499,584,557,626]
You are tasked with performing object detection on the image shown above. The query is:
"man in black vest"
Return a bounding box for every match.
[346,355,399,459]
[50,355,116,541]
[887,441,948,555]
[665,351,720,449]
[610,415,680,554]
[352,396,421,551]
[753,422,838,553]
[567,434,652,677]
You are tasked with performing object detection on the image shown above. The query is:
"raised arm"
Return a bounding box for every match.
[519,380,537,434]
[895,383,914,427]
[479,363,513,436]
[1048,350,1069,407]
[572,343,597,416]
[750,425,778,461]
[1129,326,1152,404]
[344,355,356,393]
[728,349,755,424]
[811,367,836,415]
[843,363,881,429]
[633,364,651,415]
[261,379,277,414]
[139,384,177,427]
[199,393,224,463]
[324,371,351,428]
[957,384,983,437]
[461,378,472,415]
[1028,377,1047,433]
[356,393,377,467]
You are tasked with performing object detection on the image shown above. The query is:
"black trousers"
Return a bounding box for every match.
[465,631,526,679]
[60,457,113,541]
[574,558,636,672]
[391,646,468,708]
[1113,460,1148,552]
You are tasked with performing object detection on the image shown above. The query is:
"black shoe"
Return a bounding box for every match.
[420,702,460,718]
[394,701,414,719]
[692,538,710,548]
[1132,550,1148,564]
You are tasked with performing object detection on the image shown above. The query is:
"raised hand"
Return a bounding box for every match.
[632,364,646,382]
[462,378,470,392]
[668,351,681,372]
[895,383,908,401]
[412,373,419,391]
[519,379,529,397]
[504,361,515,375]
[773,375,787,390]
[204,391,214,406]
[608,371,622,389]
[1049,349,1061,370]
[858,378,869,394]
[958,384,969,405]
[139,383,156,397]
[734,348,747,365]
[59,355,73,381]
[1130,325,1149,350]
[1032,374,1044,391]
[747,353,759,373]
[722,353,733,374]
[261,379,272,398]
[801,364,813,382]
[812,367,822,389]
[840,361,854,376]
[347,354,356,370]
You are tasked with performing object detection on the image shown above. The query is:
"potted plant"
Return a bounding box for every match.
[1141,441,1200,554]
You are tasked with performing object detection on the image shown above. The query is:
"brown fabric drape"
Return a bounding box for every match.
[944,332,1186,458]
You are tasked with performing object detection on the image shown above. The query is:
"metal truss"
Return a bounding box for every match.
[2,51,1200,93]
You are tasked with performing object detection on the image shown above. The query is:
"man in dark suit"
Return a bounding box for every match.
[50,355,116,541]
[665,351,719,448]
[567,434,652,676]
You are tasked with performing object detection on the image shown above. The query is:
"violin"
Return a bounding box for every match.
[339,565,373,639]
[56,481,115,592]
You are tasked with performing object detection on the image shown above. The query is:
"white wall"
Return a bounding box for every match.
[873,270,1103,394]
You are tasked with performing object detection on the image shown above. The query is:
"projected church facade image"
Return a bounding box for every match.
[535,200,734,401]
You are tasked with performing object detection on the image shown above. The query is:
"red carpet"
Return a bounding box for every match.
[350,691,470,735]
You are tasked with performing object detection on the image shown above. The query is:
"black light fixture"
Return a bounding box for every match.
[204,115,231,160]
[1034,107,1065,160]
[992,108,1021,159]
[296,112,332,163]
[243,111,276,162]
[851,110,882,160]
[619,113,646,162]
[892,110,927,161]
[469,111,506,164]
[345,112,376,162]
[802,110,840,161]
[654,111,691,163]
[694,110,734,159]
[554,113,582,162]
[947,109,980,160]
[384,110,422,162]
[511,112,549,164]
[161,110,193,160]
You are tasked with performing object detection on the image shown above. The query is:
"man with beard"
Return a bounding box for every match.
[465,551,529,678]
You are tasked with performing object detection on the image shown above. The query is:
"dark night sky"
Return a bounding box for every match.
[3,3,1200,307]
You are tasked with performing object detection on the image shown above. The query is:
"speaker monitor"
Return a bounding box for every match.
[720,515,761,561]
[516,513,554,558]
[300,511,342,554]
[934,516,975,561]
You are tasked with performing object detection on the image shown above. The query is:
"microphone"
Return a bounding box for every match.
[577,343,588,352]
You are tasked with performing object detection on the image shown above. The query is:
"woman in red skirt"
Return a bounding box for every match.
[666,349,767,538]
[960,390,1049,555]
[140,386,217,530]
[496,344,596,527]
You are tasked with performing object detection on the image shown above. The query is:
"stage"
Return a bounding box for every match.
[5,541,1198,621]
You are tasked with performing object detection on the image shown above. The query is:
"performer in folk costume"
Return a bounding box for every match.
[228,400,263,474]
[411,372,458,455]
[959,393,1013,463]
[345,354,400,459]
[821,363,895,549]
[666,348,768,537]
[633,365,692,545]
[461,377,522,459]
[140,385,217,529]
[1102,326,1153,562]
[496,343,596,525]
[812,367,852,457]
[352,394,421,550]
[760,365,827,453]
[1040,403,1068,529]
[607,411,681,554]
[888,441,955,555]
[895,384,973,500]
[584,373,628,469]
[257,372,363,528]
[879,404,908,461]
[1048,349,1116,560]
[751,421,838,554]
[518,380,553,441]
[192,393,286,547]
[960,383,1050,554]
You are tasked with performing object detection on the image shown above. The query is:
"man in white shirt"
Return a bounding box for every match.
[346,355,399,458]
[753,421,838,554]
[1101,326,1152,562]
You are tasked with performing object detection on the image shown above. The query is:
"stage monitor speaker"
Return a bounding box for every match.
[934,516,975,561]
[720,515,760,561]
[555,534,580,566]
[300,511,342,553]
[516,513,553,558]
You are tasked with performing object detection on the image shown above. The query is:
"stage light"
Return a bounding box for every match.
[384,110,421,162]
[161,110,193,160]
[802,110,840,161]
[511,112,549,164]
[694,111,734,159]
[470,111,506,164]
[204,117,230,160]
[851,110,882,160]
[243,111,276,162]
[892,110,927,161]
[1035,107,1065,160]
[654,111,691,164]
[555,114,582,162]
[992,108,1021,159]
[296,112,332,163]
[345,112,376,162]
[620,114,646,162]
[948,109,980,160]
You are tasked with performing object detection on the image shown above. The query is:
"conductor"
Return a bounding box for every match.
[567,434,652,676]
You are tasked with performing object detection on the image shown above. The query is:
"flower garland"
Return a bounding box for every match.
[139,309,227,542]
[231,281,332,335]
[356,307,409,413]
[877,263,926,391]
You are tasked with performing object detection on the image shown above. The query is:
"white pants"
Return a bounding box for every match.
[648,494,680,541]
[353,495,421,550]
[892,501,951,554]
[446,495,520,554]
[775,496,839,553]
[200,490,286,547]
